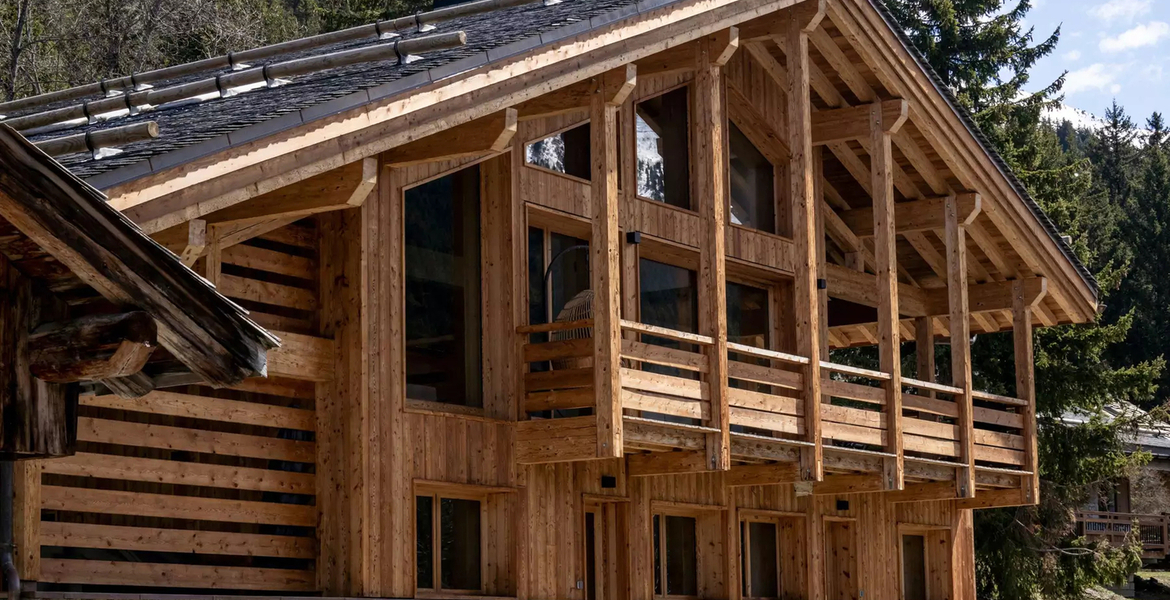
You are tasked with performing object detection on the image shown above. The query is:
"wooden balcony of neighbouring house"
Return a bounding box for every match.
[1077,510,1170,561]
[515,318,1036,501]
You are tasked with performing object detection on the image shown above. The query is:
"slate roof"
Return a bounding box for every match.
[14,0,1097,301]
[1062,403,1170,458]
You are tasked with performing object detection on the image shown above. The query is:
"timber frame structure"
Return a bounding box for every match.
[3,0,1097,597]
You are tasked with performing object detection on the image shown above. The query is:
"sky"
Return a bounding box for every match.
[1025,0,1170,124]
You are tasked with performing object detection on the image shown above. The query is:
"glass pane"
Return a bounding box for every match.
[416,496,434,589]
[404,166,483,406]
[527,123,591,180]
[639,259,699,335]
[748,521,779,598]
[636,87,691,209]
[902,535,926,600]
[440,498,482,591]
[727,281,769,349]
[653,514,663,596]
[665,515,698,596]
[528,227,547,343]
[586,512,597,600]
[729,122,775,233]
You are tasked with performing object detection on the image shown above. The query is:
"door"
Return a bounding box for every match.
[585,502,628,600]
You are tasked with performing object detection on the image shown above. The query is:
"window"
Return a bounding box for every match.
[653,514,698,597]
[639,259,698,337]
[727,281,770,350]
[741,520,780,599]
[404,166,483,407]
[636,87,691,209]
[901,534,926,600]
[416,495,483,592]
[526,123,591,180]
[528,227,591,332]
[728,122,776,233]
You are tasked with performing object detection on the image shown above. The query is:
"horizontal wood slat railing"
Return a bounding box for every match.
[619,321,715,433]
[1077,511,1170,558]
[520,319,596,415]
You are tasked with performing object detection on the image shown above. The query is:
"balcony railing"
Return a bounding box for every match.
[1077,510,1170,558]
[517,320,1036,491]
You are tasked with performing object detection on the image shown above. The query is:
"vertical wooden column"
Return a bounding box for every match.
[814,148,829,360]
[870,103,903,491]
[591,65,635,459]
[945,194,976,498]
[786,1,826,483]
[915,317,934,391]
[695,31,735,471]
[13,460,39,583]
[1013,279,1040,504]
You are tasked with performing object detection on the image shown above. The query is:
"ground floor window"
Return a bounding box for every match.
[416,494,483,592]
[653,513,698,597]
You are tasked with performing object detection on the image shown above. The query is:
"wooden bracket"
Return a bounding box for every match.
[811,99,907,145]
[200,157,378,227]
[179,219,206,267]
[707,27,740,67]
[787,0,826,33]
[29,312,157,384]
[515,65,636,120]
[385,108,518,167]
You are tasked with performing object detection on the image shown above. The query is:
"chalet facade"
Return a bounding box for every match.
[0,0,1099,597]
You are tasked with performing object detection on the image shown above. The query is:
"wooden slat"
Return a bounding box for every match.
[41,521,315,559]
[76,416,315,462]
[971,389,1027,406]
[622,389,707,420]
[620,368,708,400]
[41,559,314,591]
[525,368,593,392]
[822,379,885,404]
[726,341,809,364]
[266,330,334,382]
[221,244,314,278]
[82,391,315,430]
[41,486,315,526]
[620,319,714,345]
[729,406,802,434]
[726,387,802,415]
[622,338,709,372]
[217,274,317,311]
[523,338,592,363]
[726,360,803,390]
[42,452,315,494]
[525,387,596,412]
[819,361,890,380]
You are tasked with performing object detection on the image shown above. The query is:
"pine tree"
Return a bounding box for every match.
[884,1,1162,597]
[1087,101,1139,209]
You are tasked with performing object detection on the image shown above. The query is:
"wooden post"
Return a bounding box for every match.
[13,460,39,583]
[1013,279,1039,504]
[915,317,934,391]
[946,194,976,498]
[591,66,634,459]
[695,31,734,471]
[871,102,903,490]
[814,148,829,361]
[787,0,826,484]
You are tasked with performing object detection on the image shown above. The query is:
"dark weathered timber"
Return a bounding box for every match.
[28,311,157,383]
[0,125,278,386]
[0,254,77,459]
[100,371,155,398]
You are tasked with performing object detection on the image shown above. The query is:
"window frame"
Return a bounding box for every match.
[651,510,701,600]
[897,523,952,600]
[523,119,594,184]
[633,83,695,212]
[414,481,516,597]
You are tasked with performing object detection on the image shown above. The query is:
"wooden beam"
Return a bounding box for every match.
[947,194,976,498]
[179,219,206,267]
[838,192,981,237]
[384,108,517,167]
[886,481,956,503]
[627,451,710,476]
[696,34,730,471]
[203,157,377,227]
[871,104,903,491]
[811,99,907,145]
[955,487,1028,510]
[266,330,335,382]
[591,64,625,460]
[825,263,929,317]
[787,0,825,482]
[811,473,883,495]
[726,462,801,486]
[514,64,637,121]
[28,312,157,383]
[1014,279,1039,505]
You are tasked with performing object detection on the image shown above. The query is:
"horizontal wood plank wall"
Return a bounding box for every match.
[39,376,318,592]
[214,219,320,335]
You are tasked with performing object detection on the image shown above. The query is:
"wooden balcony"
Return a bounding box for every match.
[1077,510,1170,560]
[516,320,1035,496]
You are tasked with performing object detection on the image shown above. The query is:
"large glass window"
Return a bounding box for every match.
[728,122,776,233]
[526,123,591,180]
[639,259,698,336]
[727,281,770,350]
[416,494,483,592]
[741,521,780,599]
[653,514,698,597]
[404,166,482,407]
[528,228,591,329]
[636,87,691,209]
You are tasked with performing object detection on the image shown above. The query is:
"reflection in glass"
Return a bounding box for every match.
[729,122,776,233]
[636,87,691,209]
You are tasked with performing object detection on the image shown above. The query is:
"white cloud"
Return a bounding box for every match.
[1090,0,1152,22]
[1111,84,1123,93]
[1065,50,1082,60]
[1064,63,1120,94]
[1100,21,1170,52]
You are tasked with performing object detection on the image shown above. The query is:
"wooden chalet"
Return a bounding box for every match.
[0,0,1100,596]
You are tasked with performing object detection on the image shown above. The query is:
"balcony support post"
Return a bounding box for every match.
[871,101,904,491]
[786,0,825,484]
[1013,279,1040,504]
[946,194,977,498]
[695,30,735,471]
[591,65,636,459]
[915,317,934,395]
